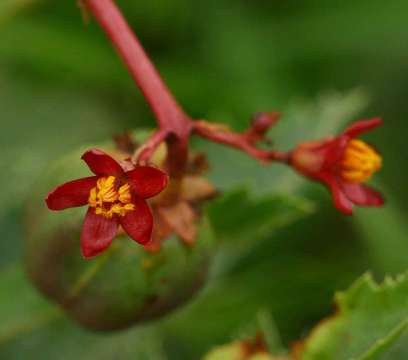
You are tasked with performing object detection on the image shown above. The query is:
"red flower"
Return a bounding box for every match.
[291,118,384,215]
[45,149,168,258]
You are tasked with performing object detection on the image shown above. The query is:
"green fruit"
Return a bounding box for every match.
[25,145,215,331]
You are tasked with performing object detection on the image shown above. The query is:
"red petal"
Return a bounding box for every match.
[81,207,119,258]
[45,176,98,210]
[344,118,383,138]
[322,136,349,168]
[81,149,124,177]
[126,166,168,199]
[341,182,385,207]
[119,197,153,245]
[321,175,354,215]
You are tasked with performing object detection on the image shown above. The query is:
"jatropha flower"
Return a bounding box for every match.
[45,149,168,258]
[290,118,384,215]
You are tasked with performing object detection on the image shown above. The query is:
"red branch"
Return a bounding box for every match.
[135,130,168,163]
[84,0,290,173]
[85,0,191,137]
[193,115,290,163]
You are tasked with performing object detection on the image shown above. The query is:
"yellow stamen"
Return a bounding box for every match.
[107,203,135,218]
[118,183,132,204]
[340,139,382,183]
[96,176,118,203]
[88,176,135,218]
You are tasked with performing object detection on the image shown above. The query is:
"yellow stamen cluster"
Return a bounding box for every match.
[88,176,135,218]
[340,139,382,183]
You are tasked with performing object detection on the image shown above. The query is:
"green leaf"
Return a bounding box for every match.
[298,272,408,360]
[208,188,314,271]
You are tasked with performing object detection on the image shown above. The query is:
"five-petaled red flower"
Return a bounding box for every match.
[45,149,168,258]
[291,118,384,215]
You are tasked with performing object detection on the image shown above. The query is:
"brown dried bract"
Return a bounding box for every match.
[145,150,218,251]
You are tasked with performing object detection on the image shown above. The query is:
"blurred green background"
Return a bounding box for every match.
[0,0,407,359]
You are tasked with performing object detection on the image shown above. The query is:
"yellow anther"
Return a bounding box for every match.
[88,187,99,208]
[96,176,118,203]
[340,139,382,183]
[108,203,135,217]
[88,176,135,218]
[118,183,132,204]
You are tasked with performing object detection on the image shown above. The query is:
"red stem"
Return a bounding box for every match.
[193,121,290,163]
[135,130,168,163]
[85,0,192,139]
[84,0,290,170]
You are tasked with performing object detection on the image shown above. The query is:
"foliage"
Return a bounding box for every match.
[297,273,408,360]
[1,0,408,359]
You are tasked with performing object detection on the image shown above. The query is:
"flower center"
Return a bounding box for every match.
[340,139,382,183]
[88,176,135,218]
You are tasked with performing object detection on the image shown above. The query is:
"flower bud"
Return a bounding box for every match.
[290,118,384,215]
[250,112,281,135]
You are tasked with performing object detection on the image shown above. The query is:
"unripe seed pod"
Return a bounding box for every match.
[25,142,215,331]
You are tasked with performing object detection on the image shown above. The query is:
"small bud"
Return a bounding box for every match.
[250,112,281,135]
[290,118,384,215]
